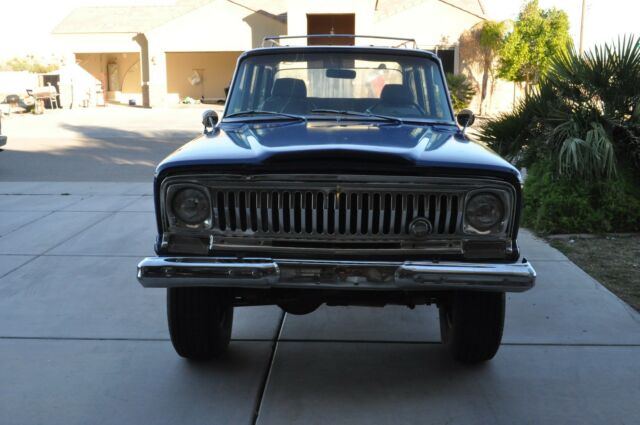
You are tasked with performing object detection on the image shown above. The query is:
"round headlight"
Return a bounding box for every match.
[465,193,504,232]
[171,188,210,225]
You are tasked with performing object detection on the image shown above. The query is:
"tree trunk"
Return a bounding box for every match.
[480,57,491,115]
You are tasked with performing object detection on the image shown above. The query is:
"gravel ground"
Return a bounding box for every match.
[549,235,640,311]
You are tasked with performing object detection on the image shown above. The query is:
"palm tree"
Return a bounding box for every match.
[478,21,507,115]
[459,20,507,115]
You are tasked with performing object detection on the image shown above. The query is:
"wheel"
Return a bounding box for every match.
[167,287,234,360]
[438,291,505,364]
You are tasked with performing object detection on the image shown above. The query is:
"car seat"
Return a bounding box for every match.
[260,78,310,114]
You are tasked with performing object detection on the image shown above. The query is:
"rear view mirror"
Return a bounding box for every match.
[326,69,356,79]
[456,109,475,132]
[202,109,218,134]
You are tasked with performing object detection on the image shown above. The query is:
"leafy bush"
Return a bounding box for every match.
[445,73,476,112]
[481,35,640,233]
[523,161,640,234]
[0,55,60,73]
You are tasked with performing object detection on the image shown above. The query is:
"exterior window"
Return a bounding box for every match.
[435,49,455,74]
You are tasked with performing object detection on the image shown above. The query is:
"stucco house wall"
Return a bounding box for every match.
[165,51,242,101]
[145,0,285,104]
[374,0,483,48]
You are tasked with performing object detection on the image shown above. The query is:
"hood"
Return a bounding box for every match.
[156,120,520,182]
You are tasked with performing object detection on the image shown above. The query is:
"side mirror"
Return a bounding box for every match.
[202,109,218,134]
[456,109,475,131]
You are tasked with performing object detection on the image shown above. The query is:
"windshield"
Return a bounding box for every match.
[225,51,453,122]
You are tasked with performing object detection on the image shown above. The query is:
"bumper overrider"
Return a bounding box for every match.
[137,257,536,292]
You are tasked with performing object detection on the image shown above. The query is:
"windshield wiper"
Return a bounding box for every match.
[310,109,403,125]
[225,110,307,122]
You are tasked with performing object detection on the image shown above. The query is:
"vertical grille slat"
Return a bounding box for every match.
[277,192,285,233]
[376,193,384,235]
[255,191,263,232]
[455,196,463,234]
[224,191,233,231]
[356,192,363,235]
[266,192,274,232]
[289,192,296,233]
[424,194,430,226]
[332,192,340,235]
[233,192,241,231]
[444,195,452,234]
[311,192,318,233]
[389,194,397,234]
[211,190,220,230]
[433,194,442,233]
[243,191,251,231]
[367,193,374,234]
[345,192,352,234]
[400,194,408,234]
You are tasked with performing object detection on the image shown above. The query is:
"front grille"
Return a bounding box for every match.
[210,189,461,238]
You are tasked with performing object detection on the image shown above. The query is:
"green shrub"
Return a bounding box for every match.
[481,35,640,175]
[445,73,476,112]
[523,161,640,234]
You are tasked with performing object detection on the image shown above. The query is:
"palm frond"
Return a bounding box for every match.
[555,121,616,179]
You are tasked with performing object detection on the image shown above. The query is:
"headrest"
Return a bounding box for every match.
[271,78,307,98]
[380,84,413,105]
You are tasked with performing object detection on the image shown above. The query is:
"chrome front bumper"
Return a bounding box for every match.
[137,257,536,292]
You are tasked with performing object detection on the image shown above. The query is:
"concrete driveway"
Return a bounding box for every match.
[0,181,639,425]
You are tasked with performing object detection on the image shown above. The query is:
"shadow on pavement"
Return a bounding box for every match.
[0,125,197,182]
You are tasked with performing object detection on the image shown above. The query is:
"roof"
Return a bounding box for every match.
[375,0,486,20]
[438,0,485,18]
[240,45,439,62]
[52,0,287,35]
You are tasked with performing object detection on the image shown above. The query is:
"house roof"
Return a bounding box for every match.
[438,0,485,18]
[52,0,286,35]
[375,0,486,19]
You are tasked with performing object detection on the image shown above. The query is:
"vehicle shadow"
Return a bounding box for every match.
[0,125,197,181]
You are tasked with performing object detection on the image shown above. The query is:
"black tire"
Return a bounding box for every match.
[167,287,234,360]
[439,291,505,364]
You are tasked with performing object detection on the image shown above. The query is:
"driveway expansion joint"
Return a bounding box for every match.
[252,311,286,425]
[0,211,116,279]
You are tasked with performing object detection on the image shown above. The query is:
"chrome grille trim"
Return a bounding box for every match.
[208,189,462,237]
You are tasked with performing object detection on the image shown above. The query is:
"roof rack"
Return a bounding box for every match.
[262,34,417,49]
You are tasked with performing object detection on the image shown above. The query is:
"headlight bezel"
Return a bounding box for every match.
[462,188,512,235]
[165,183,213,230]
